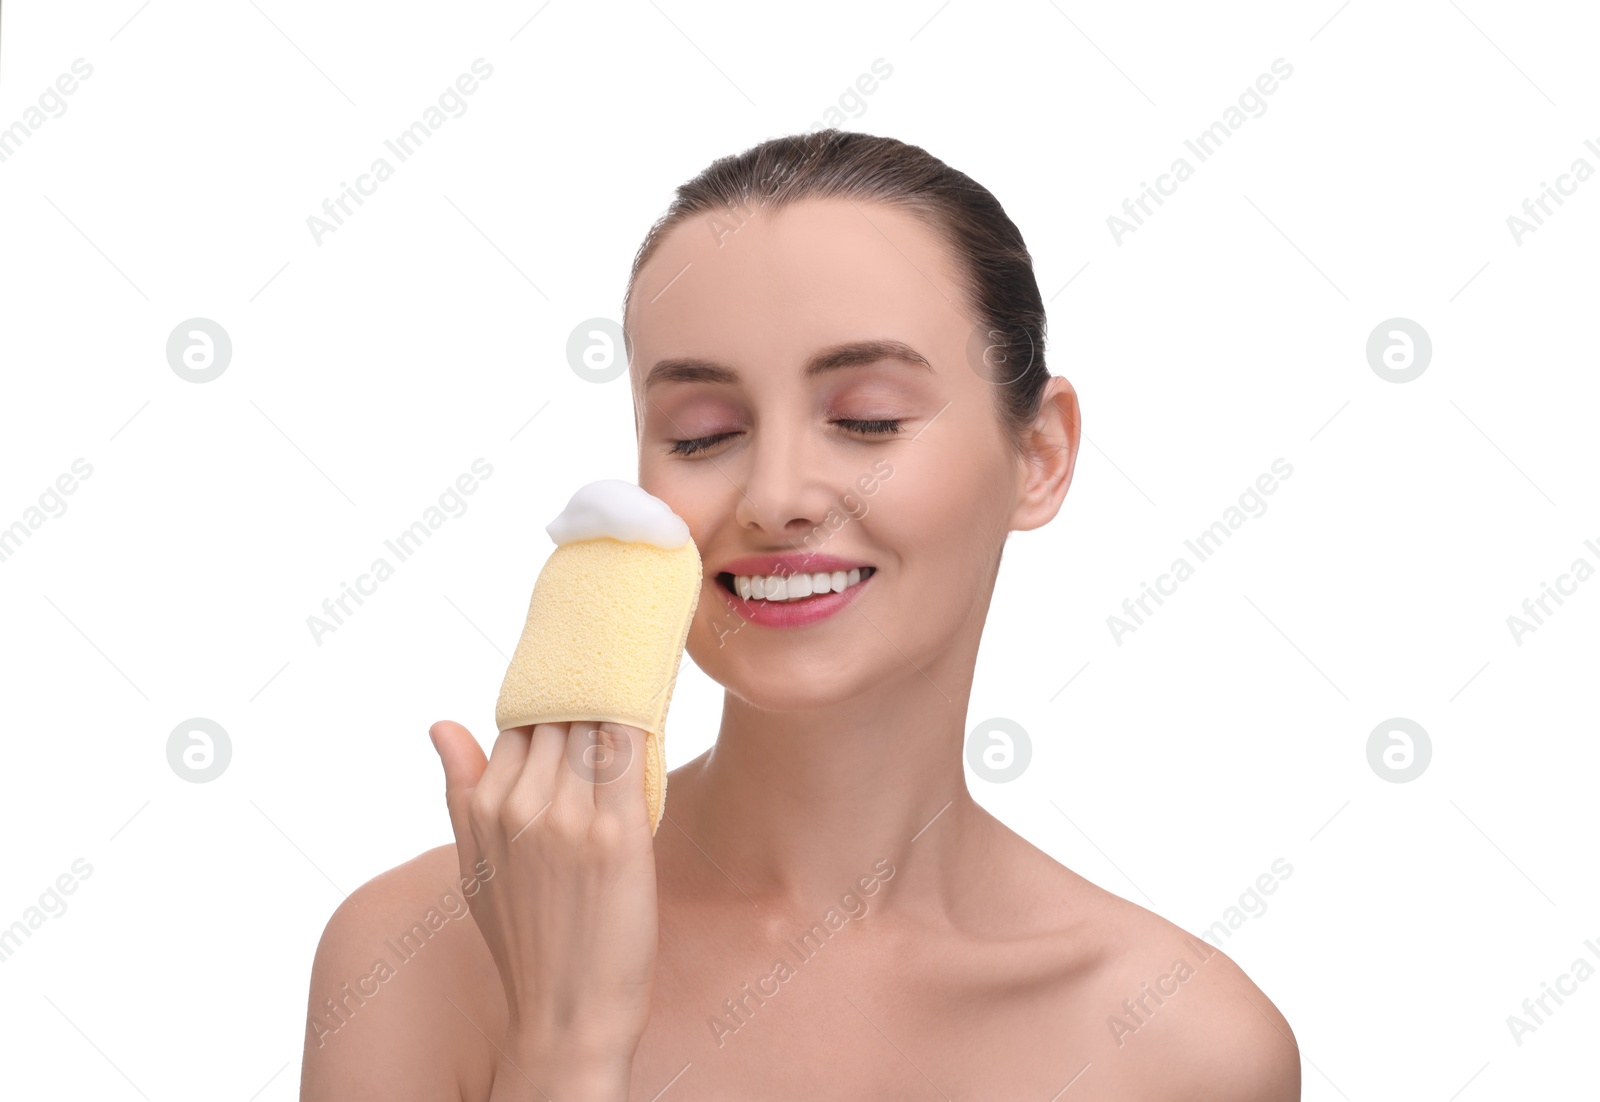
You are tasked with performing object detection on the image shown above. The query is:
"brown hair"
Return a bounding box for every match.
[621,129,1051,454]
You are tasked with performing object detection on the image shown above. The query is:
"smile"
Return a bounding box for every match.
[710,563,877,629]
[718,566,875,602]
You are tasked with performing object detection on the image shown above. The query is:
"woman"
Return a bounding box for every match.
[300,129,1299,1101]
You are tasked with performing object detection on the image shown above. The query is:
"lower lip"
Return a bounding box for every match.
[713,571,874,628]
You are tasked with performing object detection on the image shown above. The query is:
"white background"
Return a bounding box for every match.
[2,1,1597,1098]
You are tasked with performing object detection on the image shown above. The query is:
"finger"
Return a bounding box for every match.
[502,723,567,841]
[567,722,640,815]
[526,721,569,782]
[429,720,488,850]
[591,723,650,828]
[552,721,603,810]
[475,725,536,812]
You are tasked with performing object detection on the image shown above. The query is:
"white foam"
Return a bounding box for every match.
[546,479,692,549]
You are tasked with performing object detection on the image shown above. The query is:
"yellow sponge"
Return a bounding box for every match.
[494,483,701,835]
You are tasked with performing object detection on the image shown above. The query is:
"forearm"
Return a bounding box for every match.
[487,1032,633,1102]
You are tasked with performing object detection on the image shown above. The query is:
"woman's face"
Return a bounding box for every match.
[629,197,1033,709]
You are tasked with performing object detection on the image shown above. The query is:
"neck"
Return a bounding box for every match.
[664,638,994,923]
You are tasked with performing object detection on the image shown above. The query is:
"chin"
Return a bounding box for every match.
[687,626,889,712]
[717,676,875,714]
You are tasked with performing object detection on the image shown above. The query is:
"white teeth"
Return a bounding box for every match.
[729,567,872,602]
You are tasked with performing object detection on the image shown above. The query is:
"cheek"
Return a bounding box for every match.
[881,439,1010,538]
[870,452,1014,599]
[642,455,729,509]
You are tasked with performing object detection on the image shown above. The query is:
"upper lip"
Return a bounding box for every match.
[716,552,873,578]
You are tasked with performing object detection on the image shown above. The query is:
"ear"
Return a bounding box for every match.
[1009,375,1080,533]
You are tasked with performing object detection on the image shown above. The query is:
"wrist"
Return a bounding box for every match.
[492,1051,629,1102]
[495,1023,635,1102]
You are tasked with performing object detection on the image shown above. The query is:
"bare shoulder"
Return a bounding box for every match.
[1104,904,1299,1101]
[299,843,503,1102]
[1011,839,1299,1100]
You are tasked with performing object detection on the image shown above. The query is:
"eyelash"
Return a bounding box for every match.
[668,418,904,457]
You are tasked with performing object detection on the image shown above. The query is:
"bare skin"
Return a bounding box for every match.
[300,197,1299,1100]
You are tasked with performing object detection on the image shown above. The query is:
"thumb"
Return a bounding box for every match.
[429,719,488,843]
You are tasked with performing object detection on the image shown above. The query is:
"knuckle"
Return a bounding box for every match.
[498,795,537,835]
[467,789,497,831]
[588,812,628,852]
[543,800,589,846]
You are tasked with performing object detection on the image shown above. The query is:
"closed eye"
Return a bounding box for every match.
[668,431,739,457]
[834,418,904,437]
[668,419,904,458]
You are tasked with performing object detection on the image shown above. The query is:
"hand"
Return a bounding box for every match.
[429,719,659,1073]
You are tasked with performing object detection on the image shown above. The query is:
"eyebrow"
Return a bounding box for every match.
[643,339,933,390]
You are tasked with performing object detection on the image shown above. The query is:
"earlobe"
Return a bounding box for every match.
[1009,376,1080,533]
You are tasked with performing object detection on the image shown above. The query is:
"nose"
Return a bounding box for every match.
[732,421,834,541]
